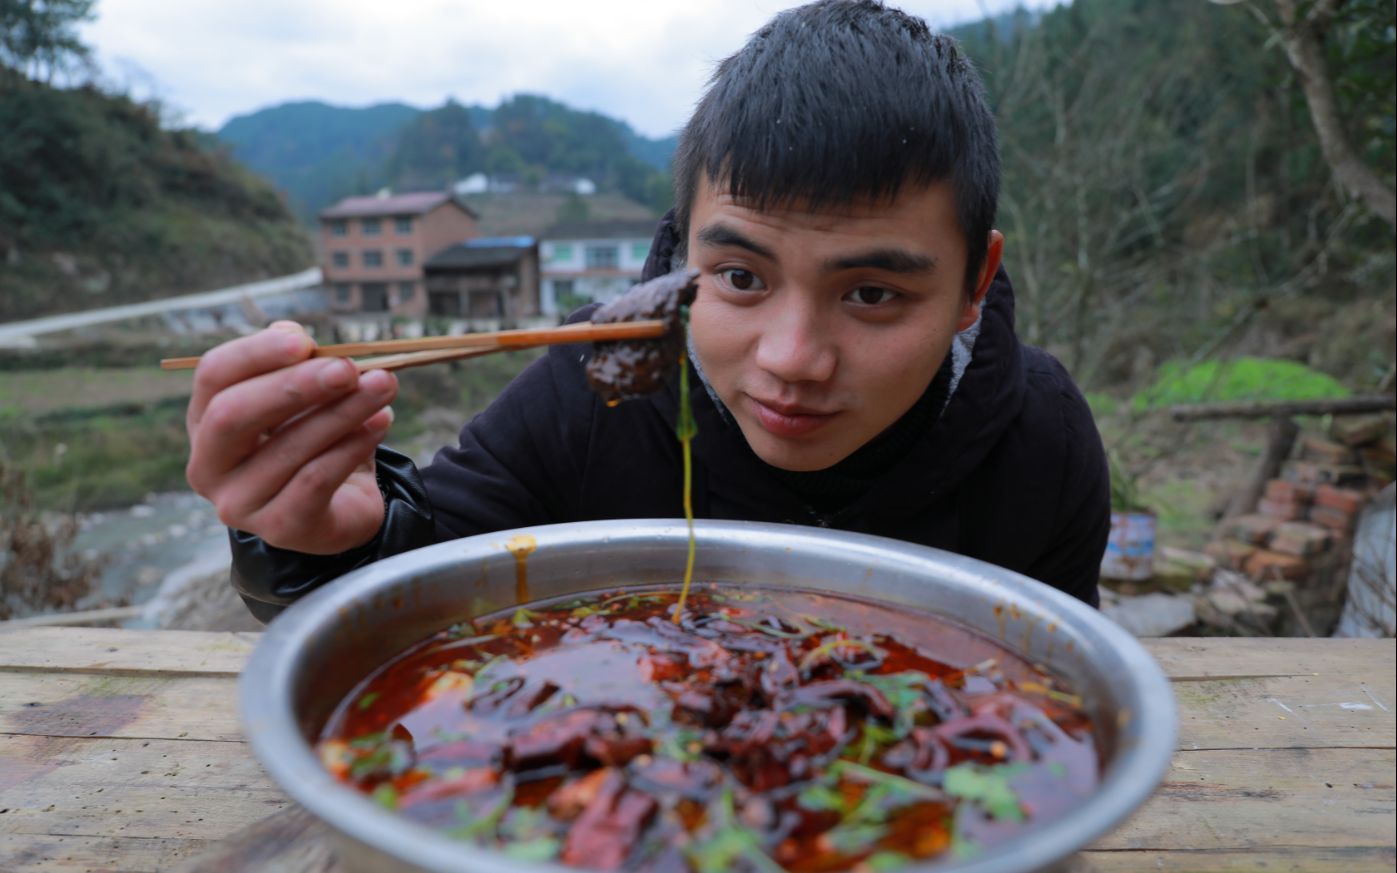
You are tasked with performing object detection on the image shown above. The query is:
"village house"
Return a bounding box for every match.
[422,236,541,329]
[538,219,656,317]
[319,190,479,319]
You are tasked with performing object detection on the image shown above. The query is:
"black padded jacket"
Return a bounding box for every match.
[231,215,1110,622]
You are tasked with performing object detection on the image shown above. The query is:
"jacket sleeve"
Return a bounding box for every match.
[1024,384,1110,609]
[229,445,436,622]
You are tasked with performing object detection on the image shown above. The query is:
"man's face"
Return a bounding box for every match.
[687,176,1000,472]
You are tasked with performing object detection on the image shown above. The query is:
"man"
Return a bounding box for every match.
[184,0,1109,621]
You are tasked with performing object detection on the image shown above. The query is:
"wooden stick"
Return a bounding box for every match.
[1170,394,1395,421]
[158,319,667,371]
[354,344,535,373]
[0,605,145,631]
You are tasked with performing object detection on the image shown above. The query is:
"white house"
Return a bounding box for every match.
[538,219,658,316]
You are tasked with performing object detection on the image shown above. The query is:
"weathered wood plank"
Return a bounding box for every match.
[5,663,1389,750]
[1081,847,1397,872]
[2,633,1393,873]
[167,807,338,873]
[0,833,213,873]
[0,735,289,841]
[1145,637,1395,680]
[1093,747,1396,851]
[1,631,1389,682]
[0,629,257,675]
[1174,672,1395,750]
[0,673,244,742]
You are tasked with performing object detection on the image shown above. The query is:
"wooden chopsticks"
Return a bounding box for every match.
[159,319,668,373]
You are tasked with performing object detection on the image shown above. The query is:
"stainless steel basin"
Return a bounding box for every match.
[240,519,1176,873]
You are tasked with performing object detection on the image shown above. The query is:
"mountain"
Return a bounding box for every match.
[218,96,678,220]
[218,100,421,218]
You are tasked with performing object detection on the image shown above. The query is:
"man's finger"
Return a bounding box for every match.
[212,376,396,519]
[242,424,391,554]
[187,325,315,434]
[188,357,380,489]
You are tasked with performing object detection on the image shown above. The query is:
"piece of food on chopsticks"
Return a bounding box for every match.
[586,268,700,403]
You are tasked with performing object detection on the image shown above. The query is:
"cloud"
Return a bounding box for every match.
[82,0,1053,136]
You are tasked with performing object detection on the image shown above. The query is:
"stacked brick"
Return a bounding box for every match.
[1207,416,1395,589]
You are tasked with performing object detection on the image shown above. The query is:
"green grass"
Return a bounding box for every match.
[1131,357,1350,411]
[0,366,193,415]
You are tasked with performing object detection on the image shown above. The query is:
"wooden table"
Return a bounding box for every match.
[0,630,1393,872]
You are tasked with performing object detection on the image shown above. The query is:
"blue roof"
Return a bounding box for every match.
[466,235,535,248]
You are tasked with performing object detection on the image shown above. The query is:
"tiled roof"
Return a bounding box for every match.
[542,218,660,241]
[320,191,478,219]
[424,243,533,271]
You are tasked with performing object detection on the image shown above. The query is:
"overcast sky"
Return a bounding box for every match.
[80,1,1057,138]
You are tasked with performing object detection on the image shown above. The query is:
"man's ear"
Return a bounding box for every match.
[958,230,1004,332]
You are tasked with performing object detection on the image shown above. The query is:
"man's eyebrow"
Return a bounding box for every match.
[823,248,937,275]
[695,223,777,260]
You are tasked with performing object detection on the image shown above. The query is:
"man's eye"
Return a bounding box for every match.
[846,286,897,306]
[719,269,765,292]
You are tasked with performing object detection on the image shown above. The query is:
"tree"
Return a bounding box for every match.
[0,0,95,84]
[384,99,485,191]
[1213,0,1396,226]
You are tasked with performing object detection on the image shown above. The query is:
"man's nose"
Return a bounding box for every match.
[753,299,837,384]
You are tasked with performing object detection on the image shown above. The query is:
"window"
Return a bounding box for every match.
[334,283,352,303]
[549,243,574,263]
[331,251,350,268]
[585,244,619,270]
[329,220,347,237]
[361,282,389,311]
[398,281,416,301]
[553,279,575,298]
[362,218,382,236]
[396,248,414,266]
[630,241,650,262]
[363,250,383,267]
[395,216,413,234]
[429,291,463,316]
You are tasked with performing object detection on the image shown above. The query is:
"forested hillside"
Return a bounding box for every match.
[956,0,1395,390]
[0,78,314,322]
[219,94,676,219]
[1,0,313,326]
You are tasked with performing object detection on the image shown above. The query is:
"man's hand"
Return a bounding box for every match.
[185,321,398,555]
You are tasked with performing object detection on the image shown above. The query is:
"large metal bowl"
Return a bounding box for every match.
[240,519,1176,873]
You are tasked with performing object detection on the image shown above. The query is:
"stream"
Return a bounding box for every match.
[73,491,230,627]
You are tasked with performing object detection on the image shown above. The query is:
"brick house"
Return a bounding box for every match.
[538,219,658,316]
[320,191,479,318]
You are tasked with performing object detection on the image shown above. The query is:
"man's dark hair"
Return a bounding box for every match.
[672,0,999,293]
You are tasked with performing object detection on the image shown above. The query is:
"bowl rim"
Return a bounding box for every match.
[240,518,1177,873]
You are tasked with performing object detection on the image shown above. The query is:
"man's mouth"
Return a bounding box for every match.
[746,395,838,438]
